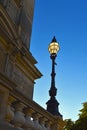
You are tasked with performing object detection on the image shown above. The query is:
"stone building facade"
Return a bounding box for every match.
[0,0,65,130]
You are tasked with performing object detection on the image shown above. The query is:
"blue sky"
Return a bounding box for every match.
[30,0,87,121]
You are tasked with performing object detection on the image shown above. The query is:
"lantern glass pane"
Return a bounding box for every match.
[48,42,59,54]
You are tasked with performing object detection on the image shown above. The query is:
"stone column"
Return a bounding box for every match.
[33,113,42,130]
[46,121,52,130]
[13,102,25,130]
[23,108,34,130]
[51,117,65,130]
[0,86,9,120]
[5,95,15,124]
[40,117,47,130]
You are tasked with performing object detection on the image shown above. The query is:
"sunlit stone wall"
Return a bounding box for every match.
[1,0,35,49]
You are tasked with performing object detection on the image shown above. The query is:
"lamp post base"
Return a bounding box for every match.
[46,97,62,117]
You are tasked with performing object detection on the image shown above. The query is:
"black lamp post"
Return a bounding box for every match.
[46,36,62,117]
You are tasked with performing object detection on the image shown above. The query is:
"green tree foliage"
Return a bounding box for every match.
[63,102,87,130]
[73,102,87,130]
[73,116,87,130]
[79,102,87,118]
[63,119,74,130]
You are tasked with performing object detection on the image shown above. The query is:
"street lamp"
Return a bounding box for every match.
[46,36,62,117]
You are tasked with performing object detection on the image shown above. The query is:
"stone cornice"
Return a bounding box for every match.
[16,52,42,81]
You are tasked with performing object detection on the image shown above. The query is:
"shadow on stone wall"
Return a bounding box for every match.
[0,120,19,130]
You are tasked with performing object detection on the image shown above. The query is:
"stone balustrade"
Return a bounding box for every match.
[3,91,64,130]
[4,95,53,130]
